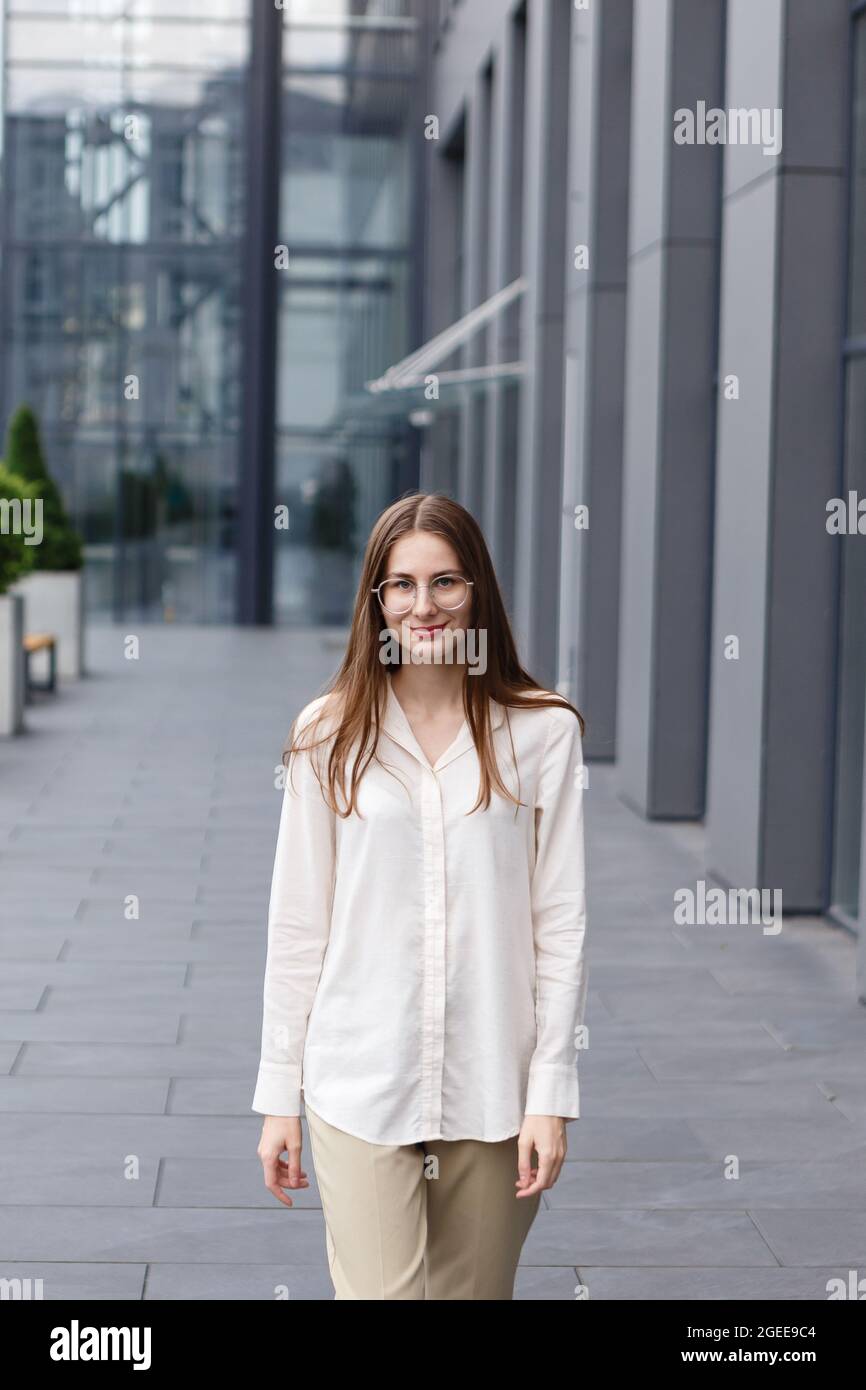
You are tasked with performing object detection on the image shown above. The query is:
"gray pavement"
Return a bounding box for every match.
[1,623,865,1301]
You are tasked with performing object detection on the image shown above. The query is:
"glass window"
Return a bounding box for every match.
[1,5,247,621]
[273,22,418,626]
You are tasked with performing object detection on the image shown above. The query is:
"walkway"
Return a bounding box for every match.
[0,625,864,1299]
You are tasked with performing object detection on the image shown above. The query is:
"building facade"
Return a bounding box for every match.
[2,0,866,991]
[414,0,865,993]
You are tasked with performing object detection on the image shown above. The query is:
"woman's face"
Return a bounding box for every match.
[377,530,473,665]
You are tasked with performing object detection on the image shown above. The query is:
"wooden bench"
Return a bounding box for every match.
[23,633,57,698]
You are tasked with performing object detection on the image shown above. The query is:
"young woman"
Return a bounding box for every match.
[253,492,588,1300]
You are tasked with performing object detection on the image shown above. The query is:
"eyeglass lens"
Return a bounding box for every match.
[378,575,468,614]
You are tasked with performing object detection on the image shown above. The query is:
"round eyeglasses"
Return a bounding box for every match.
[371,573,474,617]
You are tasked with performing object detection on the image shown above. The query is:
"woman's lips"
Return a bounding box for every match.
[411,623,449,635]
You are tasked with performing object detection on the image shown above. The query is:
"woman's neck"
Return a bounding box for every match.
[390,664,465,715]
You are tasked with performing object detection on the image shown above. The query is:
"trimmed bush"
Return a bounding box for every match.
[0,463,39,594]
[4,404,84,571]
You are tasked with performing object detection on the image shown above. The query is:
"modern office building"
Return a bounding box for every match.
[1,1,865,989]
[412,0,866,995]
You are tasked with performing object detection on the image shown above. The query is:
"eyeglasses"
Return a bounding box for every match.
[371,573,474,617]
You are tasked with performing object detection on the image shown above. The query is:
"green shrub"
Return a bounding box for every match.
[4,404,84,571]
[0,463,39,595]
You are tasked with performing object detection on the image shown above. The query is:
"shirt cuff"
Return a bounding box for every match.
[524,1062,581,1120]
[251,1064,303,1117]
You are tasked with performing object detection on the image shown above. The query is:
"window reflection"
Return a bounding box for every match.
[1,5,246,621]
[273,7,417,627]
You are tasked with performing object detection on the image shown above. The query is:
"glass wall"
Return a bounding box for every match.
[274,0,418,625]
[0,0,419,624]
[0,0,249,622]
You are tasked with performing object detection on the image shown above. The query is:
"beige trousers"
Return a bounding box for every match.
[304,1102,542,1300]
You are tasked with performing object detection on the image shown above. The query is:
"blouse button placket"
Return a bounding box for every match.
[420,764,447,1137]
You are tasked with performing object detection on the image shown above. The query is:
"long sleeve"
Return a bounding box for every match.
[524,705,588,1120]
[251,713,337,1117]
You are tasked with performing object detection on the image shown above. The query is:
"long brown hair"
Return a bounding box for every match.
[283,491,585,816]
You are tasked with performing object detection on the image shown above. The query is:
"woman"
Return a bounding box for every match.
[253,492,588,1300]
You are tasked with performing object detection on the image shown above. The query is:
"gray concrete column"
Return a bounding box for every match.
[705,0,847,907]
[514,0,572,686]
[482,8,525,609]
[236,0,283,624]
[423,121,464,496]
[557,0,633,758]
[616,0,725,815]
[458,69,492,517]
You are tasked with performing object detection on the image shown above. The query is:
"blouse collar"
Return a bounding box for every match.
[380,679,505,773]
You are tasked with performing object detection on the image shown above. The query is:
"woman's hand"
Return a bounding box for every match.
[257,1115,309,1207]
[515,1115,567,1197]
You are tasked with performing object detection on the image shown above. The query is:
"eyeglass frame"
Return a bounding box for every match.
[370,573,475,616]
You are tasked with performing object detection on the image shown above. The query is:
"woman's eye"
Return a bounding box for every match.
[435,577,454,590]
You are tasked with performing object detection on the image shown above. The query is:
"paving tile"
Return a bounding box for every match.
[0,1113,269,1159]
[749,1210,866,1265]
[0,1153,159,1206]
[564,1118,714,1160]
[142,1263,335,1300]
[156,1157,322,1208]
[0,1078,170,1113]
[571,1268,853,1299]
[168,1080,273,1115]
[546,1157,866,1208]
[0,1264,146,1300]
[0,931,110,961]
[686,1114,866,1161]
[0,1009,180,1044]
[0,963,187,988]
[637,1042,866,1083]
[0,1206,329,1263]
[74,902,201,926]
[582,1080,843,1120]
[514,1265,580,1299]
[44,984,263,1012]
[0,983,46,1009]
[522,1209,778,1266]
[14,1041,259,1077]
[0,1042,23,1074]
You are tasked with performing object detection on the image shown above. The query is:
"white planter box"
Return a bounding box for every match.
[0,593,25,736]
[12,570,84,679]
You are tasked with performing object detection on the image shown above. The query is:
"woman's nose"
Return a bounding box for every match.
[413,584,439,616]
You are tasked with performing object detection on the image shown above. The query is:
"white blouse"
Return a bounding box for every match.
[252,679,588,1145]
